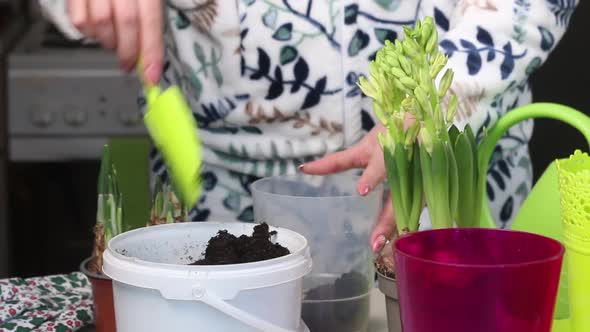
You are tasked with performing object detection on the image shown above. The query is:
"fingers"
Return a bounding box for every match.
[88,0,116,49]
[356,150,386,196]
[138,0,164,84]
[67,0,92,37]
[112,0,140,71]
[67,0,158,80]
[371,193,396,253]
[300,144,368,175]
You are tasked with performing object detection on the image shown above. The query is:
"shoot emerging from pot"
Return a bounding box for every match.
[89,145,123,274]
[149,176,189,225]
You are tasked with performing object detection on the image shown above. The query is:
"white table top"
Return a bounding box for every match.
[369,287,389,331]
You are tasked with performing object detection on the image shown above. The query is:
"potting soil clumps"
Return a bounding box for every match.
[190,223,290,265]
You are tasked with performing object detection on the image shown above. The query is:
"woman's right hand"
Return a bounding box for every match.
[67,0,164,84]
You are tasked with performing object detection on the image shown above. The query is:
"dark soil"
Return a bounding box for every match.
[302,272,370,332]
[190,223,290,265]
[375,258,396,279]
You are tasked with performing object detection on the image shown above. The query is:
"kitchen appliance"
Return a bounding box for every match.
[0,0,28,278]
[3,4,146,276]
[8,22,145,161]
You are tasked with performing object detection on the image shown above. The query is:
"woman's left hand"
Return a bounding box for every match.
[299,123,394,253]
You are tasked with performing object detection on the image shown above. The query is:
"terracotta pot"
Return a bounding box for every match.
[376,270,402,332]
[80,257,116,332]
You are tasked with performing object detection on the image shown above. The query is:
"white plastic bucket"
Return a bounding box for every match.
[102,222,313,332]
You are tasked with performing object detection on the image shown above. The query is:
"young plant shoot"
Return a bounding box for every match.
[90,145,123,274]
[149,176,189,226]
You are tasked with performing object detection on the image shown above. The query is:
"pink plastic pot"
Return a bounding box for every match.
[394,228,564,332]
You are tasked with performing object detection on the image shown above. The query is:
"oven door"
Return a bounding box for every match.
[8,160,99,277]
[0,5,27,278]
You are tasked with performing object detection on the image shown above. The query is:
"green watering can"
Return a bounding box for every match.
[477,102,590,332]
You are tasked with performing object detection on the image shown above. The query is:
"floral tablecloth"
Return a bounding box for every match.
[0,273,94,332]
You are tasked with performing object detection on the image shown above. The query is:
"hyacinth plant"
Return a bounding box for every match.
[359,16,483,237]
[88,145,123,274]
[148,176,189,226]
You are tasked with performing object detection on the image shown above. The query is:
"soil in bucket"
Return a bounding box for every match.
[302,271,370,332]
[190,223,291,265]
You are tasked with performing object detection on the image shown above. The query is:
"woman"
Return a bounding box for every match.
[40,0,578,252]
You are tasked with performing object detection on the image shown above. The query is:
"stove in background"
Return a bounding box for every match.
[0,0,28,278]
[3,4,145,277]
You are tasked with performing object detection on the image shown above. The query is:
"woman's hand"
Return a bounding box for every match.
[67,0,164,84]
[300,123,395,254]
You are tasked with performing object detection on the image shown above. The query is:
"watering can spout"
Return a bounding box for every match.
[478,102,590,230]
[476,102,590,330]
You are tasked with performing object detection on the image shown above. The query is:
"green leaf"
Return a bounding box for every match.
[374,28,397,45]
[394,143,411,218]
[408,144,423,231]
[265,160,275,177]
[193,42,207,68]
[526,56,542,75]
[98,145,111,195]
[446,142,459,223]
[175,11,190,30]
[76,309,92,322]
[430,141,452,228]
[212,150,242,163]
[240,126,263,134]
[53,285,65,292]
[55,324,70,332]
[448,125,460,146]
[223,192,241,212]
[50,277,66,285]
[455,133,476,227]
[262,8,278,28]
[1,323,16,329]
[272,23,293,41]
[344,4,359,23]
[30,317,46,325]
[348,30,370,57]
[279,160,288,174]
[419,145,435,223]
[373,0,401,11]
[239,146,249,159]
[211,48,223,86]
[280,46,298,65]
[187,70,203,100]
[384,147,408,231]
[237,206,254,222]
[270,142,280,159]
[243,0,255,6]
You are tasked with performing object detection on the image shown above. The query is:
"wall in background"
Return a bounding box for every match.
[530,1,590,181]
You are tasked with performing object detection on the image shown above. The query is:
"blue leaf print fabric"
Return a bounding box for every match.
[41,0,579,228]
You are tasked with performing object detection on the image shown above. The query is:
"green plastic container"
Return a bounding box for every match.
[477,102,590,331]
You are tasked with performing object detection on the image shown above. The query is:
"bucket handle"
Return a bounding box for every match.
[478,102,590,228]
[199,290,300,332]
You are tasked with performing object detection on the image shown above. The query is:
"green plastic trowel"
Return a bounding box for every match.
[139,65,203,208]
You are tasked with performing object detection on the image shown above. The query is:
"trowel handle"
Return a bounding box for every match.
[477,102,590,228]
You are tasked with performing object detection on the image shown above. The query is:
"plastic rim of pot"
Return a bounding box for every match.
[376,269,402,332]
[102,221,313,332]
[80,257,116,332]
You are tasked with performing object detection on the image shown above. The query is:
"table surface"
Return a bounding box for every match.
[79,288,389,332]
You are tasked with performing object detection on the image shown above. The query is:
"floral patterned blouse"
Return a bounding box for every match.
[42,0,578,227]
